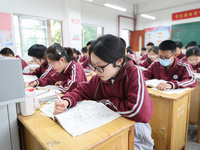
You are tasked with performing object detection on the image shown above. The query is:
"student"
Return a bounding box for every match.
[54,34,154,149]
[140,42,154,62]
[73,48,82,63]
[175,41,185,60]
[143,40,197,91]
[127,46,138,64]
[79,47,88,63]
[23,44,56,79]
[186,46,200,73]
[186,41,197,50]
[0,47,28,70]
[28,43,87,93]
[141,47,147,56]
[139,46,158,68]
[82,41,94,69]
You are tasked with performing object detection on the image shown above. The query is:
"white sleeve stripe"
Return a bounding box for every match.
[40,65,52,79]
[168,81,175,89]
[176,62,196,86]
[117,66,144,116]
[62,98,72,108]
[59,64,76,93]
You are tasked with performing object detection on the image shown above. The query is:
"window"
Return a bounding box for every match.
[82,25,103,47]
[13,15,62,56]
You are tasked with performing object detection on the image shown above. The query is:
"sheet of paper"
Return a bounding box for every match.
[40,100,121,137]
[151,87,190,94]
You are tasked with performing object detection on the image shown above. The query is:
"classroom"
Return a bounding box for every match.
[0,0,200,150]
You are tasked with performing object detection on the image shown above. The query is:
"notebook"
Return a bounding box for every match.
[40,100,121,137]
[145,79,168,88]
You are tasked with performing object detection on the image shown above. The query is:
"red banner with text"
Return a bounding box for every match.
[172,8,200,21]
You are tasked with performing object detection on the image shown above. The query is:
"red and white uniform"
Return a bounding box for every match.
[80,56,87,63]
[127,52,138,64]
[75,54,82,63]
[139,59,153,68]
[62,62,154,123]
[16,55,28,70]
[143,58,197,89]
[139,53,148,62]
[36,60,87,93]
[177,52,185,60]
[24,61,56,79]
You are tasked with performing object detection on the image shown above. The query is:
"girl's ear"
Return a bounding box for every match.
[59,57,65,63]
[116,58,124,66]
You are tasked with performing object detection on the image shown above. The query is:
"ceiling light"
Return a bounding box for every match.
[141,14,156,20]
[104,3,127,12]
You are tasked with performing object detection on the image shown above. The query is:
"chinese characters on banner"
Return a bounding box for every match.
[71,19,81,41]
[0,12,13,46]
[145,26,171,46]
[172,8,200,21]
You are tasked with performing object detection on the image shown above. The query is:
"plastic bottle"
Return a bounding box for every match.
[20,88,36,116]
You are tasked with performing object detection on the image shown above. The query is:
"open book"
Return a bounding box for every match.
[40,100,121,137]
[145,79,167,88]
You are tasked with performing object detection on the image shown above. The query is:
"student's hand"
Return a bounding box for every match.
[156,83,172,91]
[27,81,37,87]
[55,81,62,86]
[54,99,69,115]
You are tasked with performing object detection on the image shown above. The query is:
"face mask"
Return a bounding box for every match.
[158,54,174,67]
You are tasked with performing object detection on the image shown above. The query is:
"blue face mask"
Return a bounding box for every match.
[159,55,174,67]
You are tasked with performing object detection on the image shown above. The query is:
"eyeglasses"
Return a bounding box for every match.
[88,63,110,73]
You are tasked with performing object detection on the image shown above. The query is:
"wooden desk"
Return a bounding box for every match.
[18,108,135,150]
[189,80,200,143]
[148,88,194,150]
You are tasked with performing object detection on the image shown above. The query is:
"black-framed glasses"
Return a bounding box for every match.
[88,63,110,73]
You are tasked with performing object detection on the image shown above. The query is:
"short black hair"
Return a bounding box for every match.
[86,41,94,46]
[159,40,176,53]
[187,41,197,47]
[45,43,73,62]
[186,46,200,58]
[28,44,47,59]
[89,34,125,67]
[81,46,88,53]
[0,47,14,56]
[147,42,154,46]
[141,47,146,51]
[175,41,183,48]
[127,46,133,54]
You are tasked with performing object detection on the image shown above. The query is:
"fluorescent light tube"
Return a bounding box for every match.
[104,3,127,12]
[141,14,156,20]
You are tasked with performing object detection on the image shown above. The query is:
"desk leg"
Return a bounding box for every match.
[128,125,134,150]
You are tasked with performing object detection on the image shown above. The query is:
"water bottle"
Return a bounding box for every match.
[20,88,36,116]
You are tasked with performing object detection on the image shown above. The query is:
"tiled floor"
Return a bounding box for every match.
[186,124,200,150]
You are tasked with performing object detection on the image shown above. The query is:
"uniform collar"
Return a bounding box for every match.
[63,60,73,73]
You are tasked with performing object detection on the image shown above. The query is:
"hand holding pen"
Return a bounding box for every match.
[27,81,37,87]
[54,91,69,115]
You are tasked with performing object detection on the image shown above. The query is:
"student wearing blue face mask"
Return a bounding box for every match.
[143,40,197,91]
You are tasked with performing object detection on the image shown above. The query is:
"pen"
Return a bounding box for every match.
[55,91,67,110]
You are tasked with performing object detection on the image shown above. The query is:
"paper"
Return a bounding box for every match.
[40,100,121,137]
[145,79,167,88]
[23,75,38,83]
[151,87,190,94]
[194,73,200,80]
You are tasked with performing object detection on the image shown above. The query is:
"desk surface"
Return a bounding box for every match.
[147,88,194,100]
[18,107,135,150]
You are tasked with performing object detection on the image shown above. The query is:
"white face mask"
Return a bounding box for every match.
[158,54,174,67]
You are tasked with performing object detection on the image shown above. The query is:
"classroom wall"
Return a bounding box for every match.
[81,1,134,37]
[136,0,200,30]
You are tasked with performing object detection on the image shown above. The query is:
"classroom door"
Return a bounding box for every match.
[130,30,145,52]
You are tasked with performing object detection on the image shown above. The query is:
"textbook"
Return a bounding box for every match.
[40,100,121,137]
[145,79,167,88]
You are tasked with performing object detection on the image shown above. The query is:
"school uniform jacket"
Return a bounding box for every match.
[61,62,154,123]
[80,56,87,63]
[139,59,153,68]
[82,56,90,68]
[181,57,200,73]
[127,52,138,64]
[16,55,28,70]
[139,53,148,62]
[177,52,185,60]
[36,60,87,93]
[75,54,82,63]
[24,61,56,79]
[143,57,197,89]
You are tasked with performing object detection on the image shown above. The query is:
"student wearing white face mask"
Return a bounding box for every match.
[143,40,197,91]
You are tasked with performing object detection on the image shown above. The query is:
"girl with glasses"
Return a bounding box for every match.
[186,46,200,73]
[139,46,159,68]
[54,34,154,149]
[28,43,87,93]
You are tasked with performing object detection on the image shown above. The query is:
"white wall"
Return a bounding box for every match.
[81,1,134,37]
[137,0,200,30]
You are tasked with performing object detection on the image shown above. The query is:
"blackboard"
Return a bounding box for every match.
[171,21,200,47]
